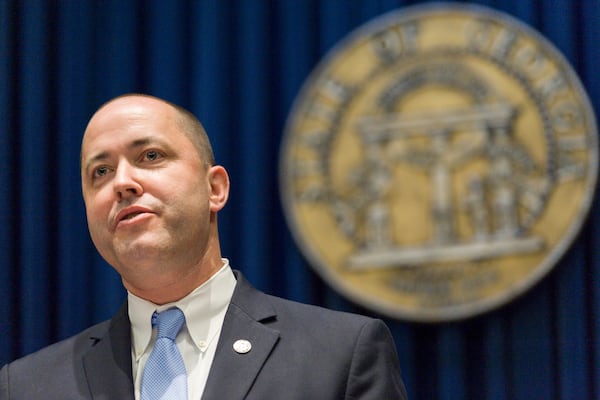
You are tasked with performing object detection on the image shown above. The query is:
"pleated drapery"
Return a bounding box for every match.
[1,1,599,399]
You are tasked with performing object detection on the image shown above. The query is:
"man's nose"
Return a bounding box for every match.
[113,161,143,200]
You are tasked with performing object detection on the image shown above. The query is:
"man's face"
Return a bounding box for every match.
[80,97,216,285]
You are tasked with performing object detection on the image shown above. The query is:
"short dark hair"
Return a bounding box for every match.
[170,102,215,167]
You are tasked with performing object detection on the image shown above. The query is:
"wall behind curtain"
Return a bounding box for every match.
[1,0,599,399]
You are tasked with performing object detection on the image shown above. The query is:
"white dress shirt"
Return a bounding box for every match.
[128,260,236,400]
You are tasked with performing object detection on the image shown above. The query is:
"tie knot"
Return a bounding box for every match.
[152,307,185,340]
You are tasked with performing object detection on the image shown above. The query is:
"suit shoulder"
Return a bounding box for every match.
[264,295,406,398]
[6,319,111,371]
[232,271,378,331]
[0,320,114,399]
[265,293,385,333]
[232,272,383,333]
[265,292,369,319]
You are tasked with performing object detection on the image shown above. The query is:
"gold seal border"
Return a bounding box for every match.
[279,3,598,322]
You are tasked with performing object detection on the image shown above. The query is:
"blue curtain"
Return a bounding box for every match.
[1,1,599,399]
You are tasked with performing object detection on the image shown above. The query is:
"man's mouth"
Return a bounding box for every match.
[123,212,143,220]
[114,206,154,229]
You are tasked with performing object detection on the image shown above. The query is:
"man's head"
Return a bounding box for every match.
[80,94,230,304]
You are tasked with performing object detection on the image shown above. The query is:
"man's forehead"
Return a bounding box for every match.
[85,98,174,138]
[83,101,171,154]
[93,96,172,121]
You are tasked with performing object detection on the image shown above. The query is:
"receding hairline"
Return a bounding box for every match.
[84,93,215,166]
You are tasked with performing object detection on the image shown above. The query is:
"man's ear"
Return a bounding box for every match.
[208,165,230,212]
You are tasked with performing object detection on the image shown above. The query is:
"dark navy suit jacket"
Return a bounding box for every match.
[0,271,408,399]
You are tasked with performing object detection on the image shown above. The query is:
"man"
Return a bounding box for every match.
[0,94,408,399]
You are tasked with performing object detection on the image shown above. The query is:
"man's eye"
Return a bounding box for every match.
[144,150,162,161]
[94,166,109,177]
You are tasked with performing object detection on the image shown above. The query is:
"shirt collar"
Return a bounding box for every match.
[128,259,236,361]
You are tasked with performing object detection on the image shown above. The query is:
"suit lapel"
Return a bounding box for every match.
[82,303,135,400]
[77,272,278,400]
[202,272,280,400]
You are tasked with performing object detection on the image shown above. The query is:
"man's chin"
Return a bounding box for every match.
[112,238,169,268]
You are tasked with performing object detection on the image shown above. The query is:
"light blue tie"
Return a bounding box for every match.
[141,307,188,400]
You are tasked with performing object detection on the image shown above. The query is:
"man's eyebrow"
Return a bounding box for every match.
[128,136,172,150]
[83,151,110,175]
[83,137,168,174]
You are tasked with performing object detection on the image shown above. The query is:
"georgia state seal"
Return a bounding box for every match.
[279,4,598,322]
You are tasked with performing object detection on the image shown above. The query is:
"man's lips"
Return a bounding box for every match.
[114,206,154,229]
